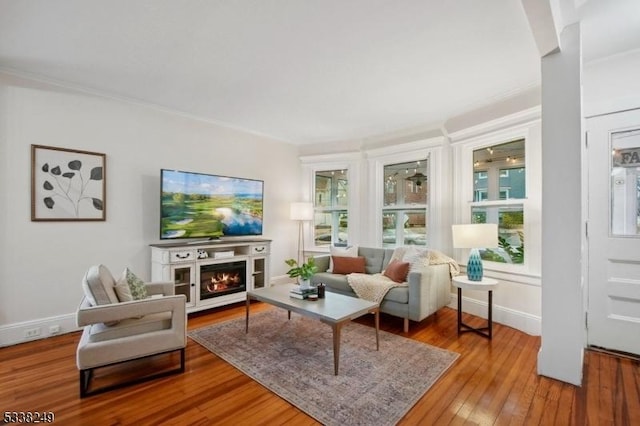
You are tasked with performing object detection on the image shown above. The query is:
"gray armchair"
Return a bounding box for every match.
[76,264,186,397]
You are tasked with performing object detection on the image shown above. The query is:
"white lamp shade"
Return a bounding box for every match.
[452,223,498,248]
[290,202,314,221]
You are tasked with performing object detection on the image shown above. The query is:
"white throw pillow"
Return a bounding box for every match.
[328,245,358,272]
[401,246,430,272]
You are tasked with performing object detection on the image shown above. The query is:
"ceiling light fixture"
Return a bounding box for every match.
[407,171,427,187]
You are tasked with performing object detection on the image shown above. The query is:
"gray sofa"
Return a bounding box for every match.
[310,247,452,332]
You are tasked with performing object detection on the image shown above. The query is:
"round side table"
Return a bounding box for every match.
[452,275,498,339]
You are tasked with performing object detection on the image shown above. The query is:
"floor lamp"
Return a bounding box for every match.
[290,202,314,265]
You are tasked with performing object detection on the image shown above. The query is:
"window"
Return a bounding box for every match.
[472,139,525,264]
[474,171,488,201]
[382,159,428,247]
[314,170,348,246]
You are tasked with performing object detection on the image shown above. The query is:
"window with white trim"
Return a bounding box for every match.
[314,169,348,247]
[382,159,428,247]
[471,139,525,264]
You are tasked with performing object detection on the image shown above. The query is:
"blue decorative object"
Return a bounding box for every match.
[466,248,484,281]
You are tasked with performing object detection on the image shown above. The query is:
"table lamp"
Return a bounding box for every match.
[452,223,498,281]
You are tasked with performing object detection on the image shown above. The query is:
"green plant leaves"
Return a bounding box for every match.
[284,257,317,280]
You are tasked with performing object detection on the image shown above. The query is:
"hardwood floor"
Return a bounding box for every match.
[1,303,638,425]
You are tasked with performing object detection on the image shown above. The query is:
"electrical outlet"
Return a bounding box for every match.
[24,328,41,338]
[49,325,61,335]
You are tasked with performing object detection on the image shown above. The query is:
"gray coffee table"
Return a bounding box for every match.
[246,284,380,375]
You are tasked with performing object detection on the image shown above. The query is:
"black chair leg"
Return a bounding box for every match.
[79,348,185,398]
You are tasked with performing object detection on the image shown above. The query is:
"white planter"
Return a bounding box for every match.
[298,278,312,290]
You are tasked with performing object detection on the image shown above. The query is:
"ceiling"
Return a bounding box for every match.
[0,1,638,145]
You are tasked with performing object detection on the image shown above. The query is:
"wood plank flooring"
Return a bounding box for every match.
[1,303,638,425]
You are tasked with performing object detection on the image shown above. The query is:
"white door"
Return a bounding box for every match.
[587,108,640,356]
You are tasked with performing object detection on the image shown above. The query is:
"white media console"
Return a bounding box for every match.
[150,238,271,313]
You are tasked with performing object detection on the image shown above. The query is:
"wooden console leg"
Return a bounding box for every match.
[404,318,409,333]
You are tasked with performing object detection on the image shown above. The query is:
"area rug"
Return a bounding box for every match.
[188,309,459,426]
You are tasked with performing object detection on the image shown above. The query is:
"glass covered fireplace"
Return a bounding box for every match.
[200,261,247,300]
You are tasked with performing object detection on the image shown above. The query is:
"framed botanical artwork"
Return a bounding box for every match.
[31,144,106,221]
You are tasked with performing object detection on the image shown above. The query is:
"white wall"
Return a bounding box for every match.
[0,72,301,345]
[583,49,640,117]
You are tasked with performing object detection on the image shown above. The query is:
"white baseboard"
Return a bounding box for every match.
[449,292,541,336]
[0,277,293,347]
[0,313,80,347]
[5,285,524,349]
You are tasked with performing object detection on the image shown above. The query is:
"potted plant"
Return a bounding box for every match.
[285,257,318,290]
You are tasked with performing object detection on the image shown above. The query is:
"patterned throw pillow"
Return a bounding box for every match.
[115,268,148,302]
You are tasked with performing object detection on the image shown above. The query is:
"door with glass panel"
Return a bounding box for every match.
[587,108,640,356]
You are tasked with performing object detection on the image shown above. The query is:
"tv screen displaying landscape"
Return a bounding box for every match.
[160,169,264,239]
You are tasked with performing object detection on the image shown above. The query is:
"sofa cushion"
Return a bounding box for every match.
[332,256,366,274]
[358,247,388,274]
[384,286,410,304]
[82,265,120,307]
[383,260,410,283]
[313,272,353,294]
[328,245,358,272]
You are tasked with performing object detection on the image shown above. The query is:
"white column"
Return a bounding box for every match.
[538,22,585,386]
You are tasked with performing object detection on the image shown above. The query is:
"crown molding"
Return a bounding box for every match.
[299,151,362,165]
[448,106,541,143]
[364,136,445,159]
[0,67,295,145]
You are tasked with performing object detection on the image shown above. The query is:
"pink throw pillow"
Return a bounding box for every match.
[383,260,410,283]
[332,256,366,274]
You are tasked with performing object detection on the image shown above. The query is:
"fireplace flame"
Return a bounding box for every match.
[206,271,241,293]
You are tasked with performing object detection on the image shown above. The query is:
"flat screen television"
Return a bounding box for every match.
[160,169,264,240]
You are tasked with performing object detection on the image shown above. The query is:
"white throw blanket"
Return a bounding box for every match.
[389,247,460,277]
[426,250,461,277]
[347,273,407,304]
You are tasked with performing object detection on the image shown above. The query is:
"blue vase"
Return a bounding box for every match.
[467,248,484,281]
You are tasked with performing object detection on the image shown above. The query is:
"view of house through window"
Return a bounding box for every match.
[314,170,348,246]
[472,139,525,264]
[383,159,428,247]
